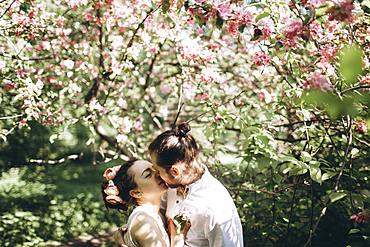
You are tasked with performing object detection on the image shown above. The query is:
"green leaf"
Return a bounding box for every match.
[250,29,262,41]
[287,75,296,86]
[195,15,204,27]
[315,3,329,16]
[329,192,347,203]
[301,151,311,162]
[302,90,358,119]
[360,189,370,198]
[308,162,322,184]
[216,15,224,29]
[255,12,269,23]
[339,46,363,85]
[278,153,299,165]
[349,229,361,234]
[238,24,246,33]
[275,41,283,49]
[162,0,170,13]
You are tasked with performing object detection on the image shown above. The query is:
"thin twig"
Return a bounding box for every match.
[0,0,16,20]
[284,176,299,247]
[0,114,24,120]
[172,102,184,129]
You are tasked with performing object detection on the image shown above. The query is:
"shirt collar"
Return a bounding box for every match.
[182,164,209,198]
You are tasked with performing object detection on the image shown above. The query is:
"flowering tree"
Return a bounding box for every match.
[1,0,370,245]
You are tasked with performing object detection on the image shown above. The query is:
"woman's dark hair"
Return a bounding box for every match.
[148,122,199,171]
[101,159,138,211]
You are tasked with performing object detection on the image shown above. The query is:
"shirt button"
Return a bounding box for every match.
[176,200,179,203]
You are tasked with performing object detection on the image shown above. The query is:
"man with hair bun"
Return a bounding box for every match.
[116,122,243,247]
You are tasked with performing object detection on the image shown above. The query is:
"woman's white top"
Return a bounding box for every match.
[123,205,170,247]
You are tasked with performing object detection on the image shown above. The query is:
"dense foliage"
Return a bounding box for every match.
[1,0,370,246]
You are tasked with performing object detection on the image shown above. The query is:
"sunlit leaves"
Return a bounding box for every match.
[339,46,363,85]
[302,90,358,118]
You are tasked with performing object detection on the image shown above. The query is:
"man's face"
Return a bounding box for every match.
[151,154,181,188]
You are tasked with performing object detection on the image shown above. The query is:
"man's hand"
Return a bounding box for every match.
[114,225,129,247]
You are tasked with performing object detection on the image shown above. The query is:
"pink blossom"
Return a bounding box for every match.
[184,67,195,73]
[181,47,198,62]
[320,44,337,60]
[200,50,216,63]
[120,117,132,134]
[110,35,125,50]
[234,10,254,28]
[214,113,222,121]
[253,51,271,67]
[360,75,370,85]
[37,101,47,109]
[199,68,219,84]
[56,16,66,28]
[227,21,239,37]
[56,116,65,126]
[196,93,211,101]
[92,28,101,35]
[182,78,195,91]
[212,0,231,19]
[133,117,143,131]
[16,69,27,77]
[316,57,336,76]
[111,62,123,75]
[19,118,27,126]
[117,98,127,108]
[355,120,368,133]
[160,85,171,94]
[257,18,274,40]
[65,0,88,10]
[304,70,333,92]
[116,134,128,143]
[350,211,370,223]
[0,60,5,70]
[326,0,355,23]
[63,60,75,70]
[5,81,17,91]
[279,18,306,49]
[159,105,169,117]
[308,0,326,8]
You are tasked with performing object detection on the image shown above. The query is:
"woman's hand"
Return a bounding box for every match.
[168,218,191,247]
[114,226,129,247]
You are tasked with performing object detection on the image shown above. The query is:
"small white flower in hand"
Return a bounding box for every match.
[173,205,192,234]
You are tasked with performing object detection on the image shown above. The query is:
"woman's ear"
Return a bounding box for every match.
[129,190,142,199]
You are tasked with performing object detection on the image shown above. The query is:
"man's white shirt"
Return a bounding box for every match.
[161,166,244,247]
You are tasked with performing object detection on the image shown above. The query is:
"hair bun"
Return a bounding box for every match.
[176,122,191,138]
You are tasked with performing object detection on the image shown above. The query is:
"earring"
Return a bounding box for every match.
[139,192,143,197]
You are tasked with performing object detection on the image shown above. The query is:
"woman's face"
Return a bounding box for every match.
[129,160,168,198]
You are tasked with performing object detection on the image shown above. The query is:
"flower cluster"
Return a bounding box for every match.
[355,120,368,133]
[173,205,192,233]
[350,212,370,223]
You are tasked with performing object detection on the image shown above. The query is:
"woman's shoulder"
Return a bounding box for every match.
[130,211,169,247]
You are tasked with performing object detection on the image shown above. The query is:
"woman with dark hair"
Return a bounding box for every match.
[101,159,189,247]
